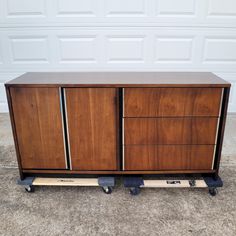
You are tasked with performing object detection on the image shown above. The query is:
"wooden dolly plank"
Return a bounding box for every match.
[124,176,223,196]
[33,178,99,186]
[142,179,207,188]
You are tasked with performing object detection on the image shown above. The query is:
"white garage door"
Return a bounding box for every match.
[0,0,236,112]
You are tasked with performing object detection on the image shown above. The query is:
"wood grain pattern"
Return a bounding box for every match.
[124,88,222,117]
[10,87,66,169]
[124,145,214,170]
[124,118,218,145]
[5,72,230,88]
[65,88,118,170]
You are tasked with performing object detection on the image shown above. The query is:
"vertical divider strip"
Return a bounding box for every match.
[118,88,124,170]
[122,88,125,170]
[59,87,72,170]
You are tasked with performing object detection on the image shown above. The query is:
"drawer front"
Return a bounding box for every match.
[124,145,215,170]
[124,88,222,117]
[124,118,218,145]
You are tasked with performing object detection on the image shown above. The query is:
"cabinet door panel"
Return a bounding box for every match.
[10,87,66,169]
[124,145,214,170]
[65,88,118,170]
[124,88,222,117]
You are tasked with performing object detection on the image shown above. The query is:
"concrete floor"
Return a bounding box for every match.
[0,113,236,236]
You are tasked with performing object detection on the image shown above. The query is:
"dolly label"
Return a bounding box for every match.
[57,179,75,183]
[166,181,181,185]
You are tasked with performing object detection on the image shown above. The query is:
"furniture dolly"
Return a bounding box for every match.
[123,176,223,196]
[5,72,230,196]
[18,176,115,194]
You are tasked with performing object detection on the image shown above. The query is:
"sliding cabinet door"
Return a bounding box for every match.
[65,88,118,170]
[10,87,66,169]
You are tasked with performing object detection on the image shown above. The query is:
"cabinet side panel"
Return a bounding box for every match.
[5,87,24,179]
[214,87,231,174]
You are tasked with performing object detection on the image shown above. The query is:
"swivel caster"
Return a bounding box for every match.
[25,185,35,193]
[129,187,141,196]
[209,187,218,196]
[102,186,112,194]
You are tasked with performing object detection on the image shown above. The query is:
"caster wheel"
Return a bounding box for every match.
[209,187,218,196]
[102,186,112,194]
[25,185,35,193]
[129,187,141,196]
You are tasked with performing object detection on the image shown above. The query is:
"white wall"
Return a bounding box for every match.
[0,0,236,112]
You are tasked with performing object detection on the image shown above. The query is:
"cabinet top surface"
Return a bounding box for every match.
[5,72,230,87]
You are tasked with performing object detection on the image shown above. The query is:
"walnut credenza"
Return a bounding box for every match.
[5,72,230,185]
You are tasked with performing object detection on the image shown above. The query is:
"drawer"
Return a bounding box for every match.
[124,88,222,117]
[124,117,218,145]
[124,145,215,170]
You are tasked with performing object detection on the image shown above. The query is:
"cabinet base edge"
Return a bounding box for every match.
[22,169,215,175]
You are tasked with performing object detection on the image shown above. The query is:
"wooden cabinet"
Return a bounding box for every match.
[5,72,230,179]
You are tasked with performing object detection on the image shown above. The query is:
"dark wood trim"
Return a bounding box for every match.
[22,169,215,175]
[5,87,24,180]
[5,72,230,88]
[6,84,230,88]
[214,87,231,176]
